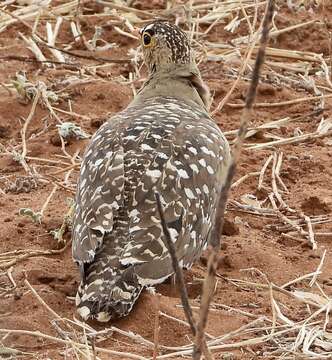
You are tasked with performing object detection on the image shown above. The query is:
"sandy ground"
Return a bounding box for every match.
[0,1,332,359]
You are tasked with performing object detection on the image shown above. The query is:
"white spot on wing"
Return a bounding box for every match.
[207,165,214,174]
[178,169,189,179]
[157,152,168,159]
[184,188,196,199]
[190,164,199,173]
[78,306,91,320]
[96,312,111,322]
[146,169,162,178]
[199,159,207,167]
[94,158,103,166]
[141,144,154,151]
[169,228,179,241]
[130,209,140,217]
[201,146,216,157]
[137,273,171,286]
[188,147,197,155]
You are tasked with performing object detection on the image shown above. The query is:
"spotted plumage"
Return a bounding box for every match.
[72,20,231,322]
[139,21,191,70]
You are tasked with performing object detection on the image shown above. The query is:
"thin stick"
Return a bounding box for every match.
[231,171,260,189]
[258,154,273,190]
[157,325,309,359]
[21,89,41,160]
[153,293,161,360]
[0,55,80,67]
[193,2,275,359]
[6,267,16,290]
[155,194,215,360]
[46,163,79,176]
[247,129,332,150]
[271,152,291,211]
[155,192,196,335]
[227,93,332,108]
[207,317,266,346]
[39,185,58,219]
[24,279,62,321]
[309,249,326,287]
[159,312,214,339]
[41,42,131,64]
[0,329,148,360]
[0,8,131,64]
[212,29,260,114]
[269,284,277,336]
[275,152,288,192]
[304,215,317,250]
[0,241,71,270]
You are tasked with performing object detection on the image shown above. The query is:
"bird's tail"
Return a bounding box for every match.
[76,246,143,322]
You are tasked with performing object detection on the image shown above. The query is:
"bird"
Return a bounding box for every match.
[72,20,231,322]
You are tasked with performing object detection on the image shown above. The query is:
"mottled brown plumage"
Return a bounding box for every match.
[72,20,231,322]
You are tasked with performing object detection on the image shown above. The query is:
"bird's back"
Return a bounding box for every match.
[72,95,230,321]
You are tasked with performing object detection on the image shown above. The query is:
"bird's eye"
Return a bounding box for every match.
[143,33,152,46]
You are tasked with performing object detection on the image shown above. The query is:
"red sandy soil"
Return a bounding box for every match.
[0,1,332,359]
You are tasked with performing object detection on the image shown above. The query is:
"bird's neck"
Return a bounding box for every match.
[131,63,211,111]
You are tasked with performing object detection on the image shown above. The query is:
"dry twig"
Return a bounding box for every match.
[193,1,275,359]
[155,193,196,335]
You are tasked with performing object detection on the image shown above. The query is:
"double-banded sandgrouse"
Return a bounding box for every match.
[72,20,230,322]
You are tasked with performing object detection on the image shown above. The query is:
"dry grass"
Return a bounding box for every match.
[0,0,331,359]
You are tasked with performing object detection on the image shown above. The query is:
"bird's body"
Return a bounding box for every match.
[72,21,230,322]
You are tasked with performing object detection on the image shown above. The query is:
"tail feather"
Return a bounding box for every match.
[76,253,143,322]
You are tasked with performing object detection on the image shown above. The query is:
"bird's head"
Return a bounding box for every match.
[139,21,192,74]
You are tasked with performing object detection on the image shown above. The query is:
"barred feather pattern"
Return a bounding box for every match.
[72,96,230,321]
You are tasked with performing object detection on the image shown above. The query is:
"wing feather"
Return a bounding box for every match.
[72,119,125,263]
[72,98,230,285]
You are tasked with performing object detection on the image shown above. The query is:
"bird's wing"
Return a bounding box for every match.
[72,116,125,263]
[72,98,230,284]
[118,99,230,284]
